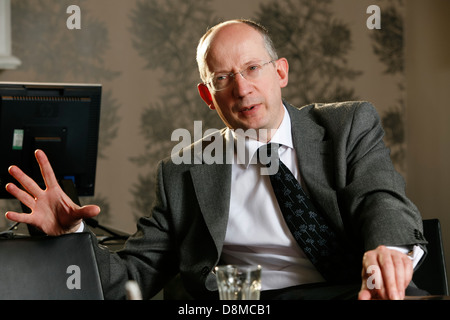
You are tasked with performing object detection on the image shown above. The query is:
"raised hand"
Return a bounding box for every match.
[4,149,100,235]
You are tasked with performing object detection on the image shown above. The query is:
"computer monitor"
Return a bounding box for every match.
[0,82,102,199]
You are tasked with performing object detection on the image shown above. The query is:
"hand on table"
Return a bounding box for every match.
[358,245,413,300]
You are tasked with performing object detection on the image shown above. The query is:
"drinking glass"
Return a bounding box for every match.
[215,264,262,300]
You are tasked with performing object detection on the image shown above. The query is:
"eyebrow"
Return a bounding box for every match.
[211,59,266,75]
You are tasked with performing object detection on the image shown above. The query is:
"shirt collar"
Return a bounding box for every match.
[226,104,294,168]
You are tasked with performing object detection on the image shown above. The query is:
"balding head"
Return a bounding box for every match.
[196,19,278,83]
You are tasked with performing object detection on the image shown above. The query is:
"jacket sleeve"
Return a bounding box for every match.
[90,160,179,300]
[318,101,427,252]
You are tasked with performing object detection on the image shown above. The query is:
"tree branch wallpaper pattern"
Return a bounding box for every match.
[370,1,406,173]
[0,0,406,233]
[256,0,362,106]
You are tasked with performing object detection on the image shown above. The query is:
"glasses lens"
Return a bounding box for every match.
[243,64,263,80]
[209,61,273,91]
[212,74,229,91]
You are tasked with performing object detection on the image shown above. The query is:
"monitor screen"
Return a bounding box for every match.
[0,82,102,199]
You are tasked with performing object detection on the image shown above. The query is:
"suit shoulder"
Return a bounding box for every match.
[301,100,378,117]
[296,100,381,126]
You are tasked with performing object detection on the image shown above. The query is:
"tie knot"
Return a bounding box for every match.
[257,143,280,174]
[258,142,279,159]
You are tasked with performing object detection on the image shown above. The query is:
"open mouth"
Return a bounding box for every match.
[240,105,258,113]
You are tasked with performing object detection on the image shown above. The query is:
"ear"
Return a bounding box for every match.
[276,58,289,88]
[197,83,215,110]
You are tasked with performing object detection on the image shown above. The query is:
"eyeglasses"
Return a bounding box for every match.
[206,60,276,92]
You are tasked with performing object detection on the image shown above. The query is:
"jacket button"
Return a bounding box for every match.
[414,229,425,241]
[201,266,210,276]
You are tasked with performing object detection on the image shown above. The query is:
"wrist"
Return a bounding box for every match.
[66,221,85,233]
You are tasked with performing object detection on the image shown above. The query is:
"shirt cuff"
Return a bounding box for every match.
[386,245,425,269]
[75,221,85,233]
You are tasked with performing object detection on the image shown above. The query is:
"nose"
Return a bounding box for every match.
[232,72,253,98]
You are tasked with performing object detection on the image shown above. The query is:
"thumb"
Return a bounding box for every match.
[75,204,101,220]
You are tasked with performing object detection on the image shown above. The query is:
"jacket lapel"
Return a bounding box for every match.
[189,131,232,255]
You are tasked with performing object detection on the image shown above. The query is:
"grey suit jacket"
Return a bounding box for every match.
[93,101,427,300]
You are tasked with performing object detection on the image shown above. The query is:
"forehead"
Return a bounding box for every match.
[205,23,269,72]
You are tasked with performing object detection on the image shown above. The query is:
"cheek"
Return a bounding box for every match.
[262,82,282,105]
[211,94,232,112]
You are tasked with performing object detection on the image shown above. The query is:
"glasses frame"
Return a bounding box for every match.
[206,59,276,92]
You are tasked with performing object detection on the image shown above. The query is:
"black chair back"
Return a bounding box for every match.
[413,219,449,295]
[0,232,104,300]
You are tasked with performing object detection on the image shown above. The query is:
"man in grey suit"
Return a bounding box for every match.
[5,19,427,300]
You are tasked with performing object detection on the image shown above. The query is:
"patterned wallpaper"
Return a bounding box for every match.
[0,0,406,233]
